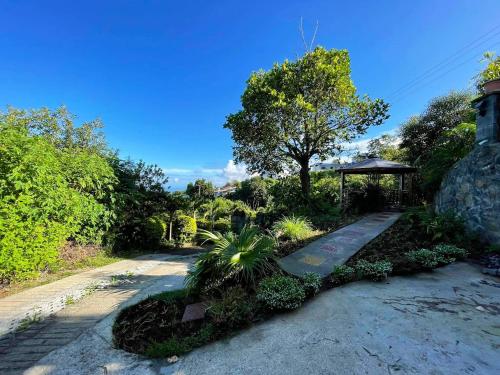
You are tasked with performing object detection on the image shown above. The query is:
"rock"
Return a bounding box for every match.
[167,355,179,363]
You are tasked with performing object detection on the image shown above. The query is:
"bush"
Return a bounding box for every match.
[196,218,210,231]
[422,211,466,243]
[207,287,255,330]
[433,244,468,260]
[185,226,276,292]
[273,216,313,241]
[302,272,322,296]
[331,265,356,285]
[256,275,305,311]
[144,215,167,247]
[355,260,393,281]
[213,218,231,233]
[175,215,197,244]
[405,249,443,269]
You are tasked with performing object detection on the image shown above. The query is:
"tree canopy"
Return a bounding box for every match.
[224,47,389,198]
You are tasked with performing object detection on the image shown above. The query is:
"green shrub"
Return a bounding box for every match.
[144,215,167,246]
[331,265,356,284]
[213,218,231,233]
[207,287,255,329]
[355,260,393,281]
[433,244,468,260]
[196,218,210,231]
[175,215,197,244]
[422,211,466,243]
[273,216,313,241]
[302,272,322,296]
[405,249,443,269]
[256,275,306,311]
[185,226,276,292]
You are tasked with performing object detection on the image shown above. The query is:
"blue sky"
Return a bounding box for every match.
[1,1,499,190]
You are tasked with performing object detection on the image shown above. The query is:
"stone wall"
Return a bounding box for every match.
[435,143,500,245]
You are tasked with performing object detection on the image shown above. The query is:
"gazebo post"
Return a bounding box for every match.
[399,173,405,206]
[340,171,345,208]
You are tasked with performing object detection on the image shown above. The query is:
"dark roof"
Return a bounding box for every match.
[336,158,417,174]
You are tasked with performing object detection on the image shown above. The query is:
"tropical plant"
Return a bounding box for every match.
[273,216,313,241]
[224,47,389,199]
[185,225,276,291]
[256,275,306,311]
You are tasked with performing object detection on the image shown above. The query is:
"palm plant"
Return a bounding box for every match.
[272,215,313,241]
[185,225,276,292]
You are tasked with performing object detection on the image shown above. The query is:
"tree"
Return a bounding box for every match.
[366,134,404,161]
[234,177,272,209]
[399,91,475,164]
[224,47,389,199]
[186,179,215,216]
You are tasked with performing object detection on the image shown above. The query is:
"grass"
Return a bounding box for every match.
[0,250,139,298]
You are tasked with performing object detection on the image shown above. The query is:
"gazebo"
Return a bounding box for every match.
[336,158,417,209]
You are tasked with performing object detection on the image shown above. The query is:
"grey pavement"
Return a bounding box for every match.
[0,255,195,375]
[25,262,500,375]
[278,212,402,277]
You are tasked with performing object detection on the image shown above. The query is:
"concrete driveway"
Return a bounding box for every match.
[27,262,500,375]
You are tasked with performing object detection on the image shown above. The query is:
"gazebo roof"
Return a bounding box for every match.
[336,158,417,174]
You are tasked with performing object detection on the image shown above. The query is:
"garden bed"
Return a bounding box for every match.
[112,208,482,359]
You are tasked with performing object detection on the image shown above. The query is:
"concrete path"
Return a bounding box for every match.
[278,212,402,277]
[0,254,190,336]
[0,254,195,375]
[21,262,500,375]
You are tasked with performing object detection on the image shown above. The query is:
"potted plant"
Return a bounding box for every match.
[478,52,500,94]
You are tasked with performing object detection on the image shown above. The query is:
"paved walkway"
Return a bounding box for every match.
[20,262,500,375]
[278,212,402,277]
[0,254,195,375]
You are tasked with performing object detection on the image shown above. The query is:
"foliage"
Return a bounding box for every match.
[419,122,476,195]
[256,275,306,311]
[185,226,276,292]
[186,179,215,210]
[233,177,273,209]
[224,46,389,198]
[213,218,231,233]
[354,260,393,281]
[273,216,313,241]
[405,249,444,269]
[302,272,322,296]
[365,134,404,161]
[174,215,197,244]
[421,210,466,243]
[0,108,116,281]
[433,244,468,261]
[144,215,167,247]
[109,157,172,249]
[476,52,500,92]
[399,91,475,166]
[207,286,256,330]
[331,265,356,284]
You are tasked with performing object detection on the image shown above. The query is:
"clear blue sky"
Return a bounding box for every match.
[1,0,499,190]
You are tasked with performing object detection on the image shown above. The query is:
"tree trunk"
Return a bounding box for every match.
[299,160,311,202]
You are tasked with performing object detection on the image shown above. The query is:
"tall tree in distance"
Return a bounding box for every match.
[224,47,389,200]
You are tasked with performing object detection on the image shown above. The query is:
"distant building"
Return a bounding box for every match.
[215,185,237,197]
[310,162,342,172]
